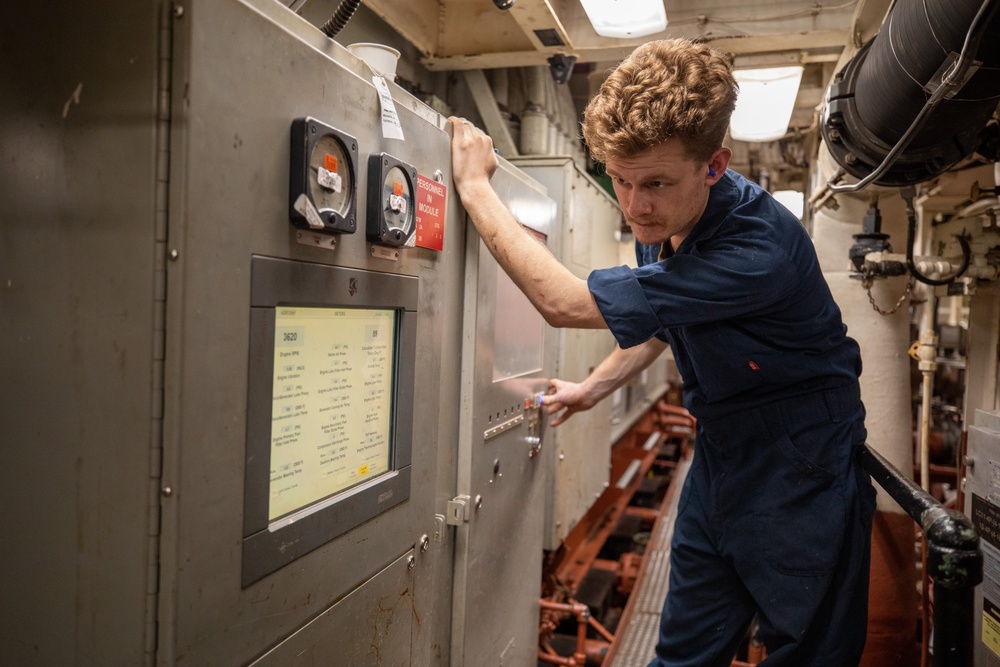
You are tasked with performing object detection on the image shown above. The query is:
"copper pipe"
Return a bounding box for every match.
[539,599,597,667]
[538,645,576,666]
[588,614,615,643]
[584,637,610,665]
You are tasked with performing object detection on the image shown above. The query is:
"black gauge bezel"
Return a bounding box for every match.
[366,152,418,248]
[289,117,358,235]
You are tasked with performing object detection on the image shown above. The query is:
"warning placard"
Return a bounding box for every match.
[985,599,1000,658]
[415,173,446,251]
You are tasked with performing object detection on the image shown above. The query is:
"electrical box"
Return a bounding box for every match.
[966,409,1000,667]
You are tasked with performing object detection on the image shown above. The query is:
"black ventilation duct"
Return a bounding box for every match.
[822,0,1000,187]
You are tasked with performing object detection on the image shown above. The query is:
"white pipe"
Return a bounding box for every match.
[813,146,913,514]
[916,289,937,492]
[491,68,509,110]
[862,251,1000,280]
[521,67,550,155]
[520,107,548,155]
[525,66,546,106]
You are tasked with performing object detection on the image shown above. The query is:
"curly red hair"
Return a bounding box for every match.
[583,39,738,163]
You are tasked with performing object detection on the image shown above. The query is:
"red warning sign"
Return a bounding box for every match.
[415,173,447,251]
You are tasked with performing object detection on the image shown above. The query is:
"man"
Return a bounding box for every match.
[449,38,876,667]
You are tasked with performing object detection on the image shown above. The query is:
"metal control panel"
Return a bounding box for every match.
[451,162,558,667]
[154,1,464,664]
[510,156,625,549]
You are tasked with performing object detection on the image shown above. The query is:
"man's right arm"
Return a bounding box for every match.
[449,117,605,330]
[543,337,669,426]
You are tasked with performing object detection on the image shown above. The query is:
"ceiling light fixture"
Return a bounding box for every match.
[579,0,667,39]
[730,65,804,142]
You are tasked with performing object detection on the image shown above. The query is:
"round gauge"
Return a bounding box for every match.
[380,165,414,240]
[309,134,353,217]
[289,117,358,234]
[367,153,417,248]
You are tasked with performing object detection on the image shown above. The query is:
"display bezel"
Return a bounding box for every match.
[242,256,416,586]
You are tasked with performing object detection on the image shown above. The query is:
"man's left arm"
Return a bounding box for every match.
[449,117,605,330]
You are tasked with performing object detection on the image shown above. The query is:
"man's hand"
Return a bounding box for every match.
[542,378,598,427]
[448,116,498,196]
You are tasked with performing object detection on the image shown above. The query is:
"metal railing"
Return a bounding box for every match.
[857,444,983,666]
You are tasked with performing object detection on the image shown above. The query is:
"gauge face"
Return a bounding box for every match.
[367,153,417,248]
[289,117,358,235]
[309,134,352,216]
[381,165,414,237]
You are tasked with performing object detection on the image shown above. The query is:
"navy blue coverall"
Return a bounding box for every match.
[588,170,877,666]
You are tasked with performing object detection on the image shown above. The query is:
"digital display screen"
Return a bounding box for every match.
[268,306,396,521]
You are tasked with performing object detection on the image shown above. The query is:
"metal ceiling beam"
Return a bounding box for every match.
[461,70,520,157]
[506,0,575,52]
[849,0,894,46]
[364,0,441,57]
[421,29,852,71]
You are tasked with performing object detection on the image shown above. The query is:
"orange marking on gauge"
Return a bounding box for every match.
[324,154,338,172]
[393,181,403,196]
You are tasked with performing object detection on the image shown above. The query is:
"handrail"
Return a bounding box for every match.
[857,444,983,666]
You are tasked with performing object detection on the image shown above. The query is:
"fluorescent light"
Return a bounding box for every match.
[730,65,803,142]
[579,0,667,39]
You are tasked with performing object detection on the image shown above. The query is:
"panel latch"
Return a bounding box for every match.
[446,494,471,525]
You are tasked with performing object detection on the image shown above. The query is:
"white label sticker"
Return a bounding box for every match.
[293,193,326,229]
[317,166,342,192]
[389,193,407,215]
[373,76,405,140]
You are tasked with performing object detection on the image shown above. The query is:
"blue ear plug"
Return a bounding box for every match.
[708,167,716,178]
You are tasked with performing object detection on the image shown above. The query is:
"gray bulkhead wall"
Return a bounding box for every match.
[0,0,470,664]
[0,3,164,664]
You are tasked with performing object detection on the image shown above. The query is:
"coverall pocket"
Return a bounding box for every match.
[755,433,846,576]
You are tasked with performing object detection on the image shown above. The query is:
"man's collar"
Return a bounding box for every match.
[674,170,739,252]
